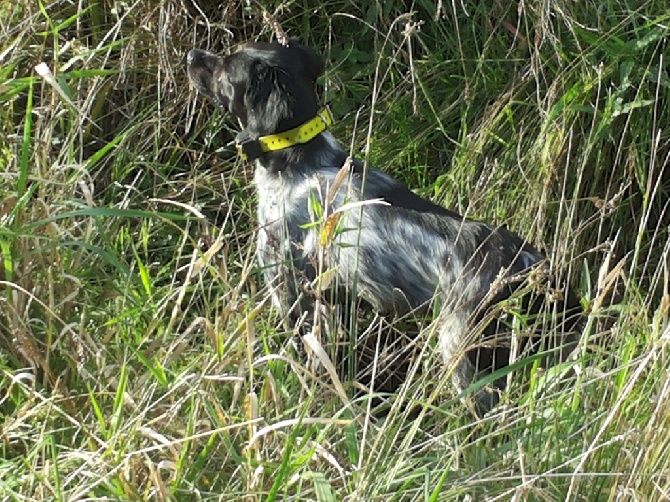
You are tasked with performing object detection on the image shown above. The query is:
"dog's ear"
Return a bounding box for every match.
[243,59,290,133]
[243,43,324,134]
[295,44,325,82]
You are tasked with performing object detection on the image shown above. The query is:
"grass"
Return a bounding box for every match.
[1,0,669,500]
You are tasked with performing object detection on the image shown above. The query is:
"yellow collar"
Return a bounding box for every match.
[235,107,334,160]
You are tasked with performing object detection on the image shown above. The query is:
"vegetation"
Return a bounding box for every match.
[1,0,668,499]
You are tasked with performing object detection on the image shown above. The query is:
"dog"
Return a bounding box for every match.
[186,40,582,415]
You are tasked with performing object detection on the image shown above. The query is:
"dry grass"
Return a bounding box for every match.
[1,0,669,500]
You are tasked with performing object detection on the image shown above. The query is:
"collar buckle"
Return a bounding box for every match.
[235,132,264,161]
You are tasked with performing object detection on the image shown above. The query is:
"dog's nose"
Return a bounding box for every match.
[187,49,204,66]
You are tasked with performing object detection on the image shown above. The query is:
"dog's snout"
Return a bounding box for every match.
[186,48,226,102]
[187,49,204,67]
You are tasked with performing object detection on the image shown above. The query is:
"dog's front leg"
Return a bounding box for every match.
[438,307,501,417]
[260,249,328,365]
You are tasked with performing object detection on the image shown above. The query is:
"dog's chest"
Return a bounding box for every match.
[254,167,319,265]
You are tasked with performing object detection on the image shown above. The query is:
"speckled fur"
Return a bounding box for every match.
[187,41,580,414]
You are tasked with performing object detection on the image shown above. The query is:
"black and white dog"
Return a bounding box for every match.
[187,40,581,414]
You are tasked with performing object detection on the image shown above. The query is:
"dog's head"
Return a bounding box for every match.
[187,41,324,137]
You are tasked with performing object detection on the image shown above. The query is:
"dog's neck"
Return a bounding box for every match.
[253,131,349,175]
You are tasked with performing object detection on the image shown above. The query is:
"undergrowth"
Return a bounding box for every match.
[1,0,668,500]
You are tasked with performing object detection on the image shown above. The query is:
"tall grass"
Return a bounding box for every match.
[1,0,668,500]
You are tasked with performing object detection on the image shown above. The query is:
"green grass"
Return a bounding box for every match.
[1,0,669,500]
